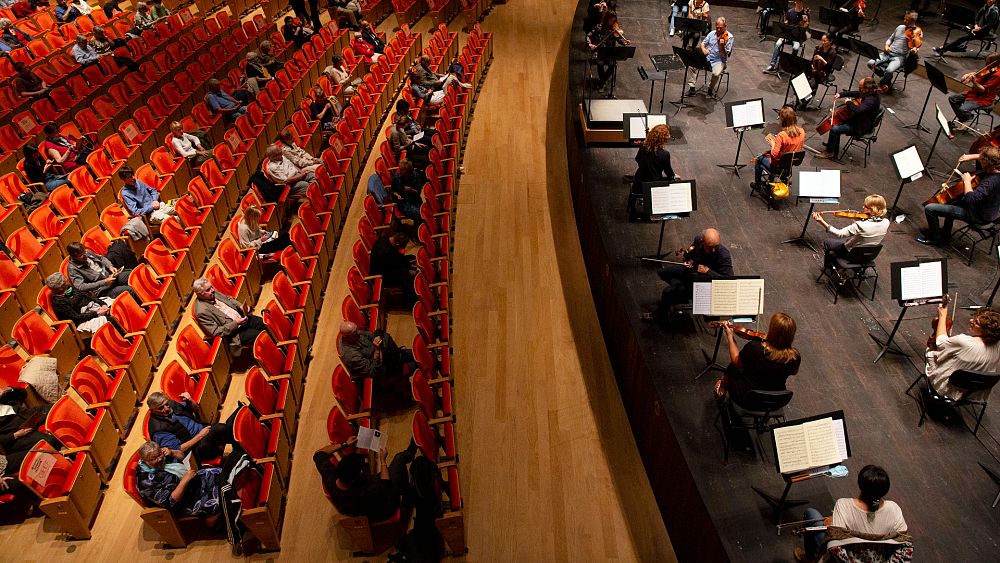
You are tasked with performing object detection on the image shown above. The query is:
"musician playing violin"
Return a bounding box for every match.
[699,17,733,97]
[587,11,631,90]
[925,304,1000,402]
[641,228,733,323]
[812,194,888,275]
[713,312,800,406]
[816,77,881,160]
[753,106,804,190]
[934,0,999,55]
[830,0,864,43]
[681,0,711,50]
[949,53,1000,127]
[918,146,1000,245]
[867,11,921,91]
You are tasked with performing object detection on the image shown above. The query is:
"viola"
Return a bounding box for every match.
[708,320,767,342]
[905,26,922,50]
[790,517,832,536]
[927,294,954,349]
[816,97,861,135]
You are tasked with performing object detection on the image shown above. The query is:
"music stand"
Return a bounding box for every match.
[888,144,926,217]
[675,15,710,46]
[782,168,841,251]
[872,259,948,363]
[596,45,636,99]
[765,22,808,76]
[756,0,785,37]
[775,50,812,106]
[693,276,764,379]
[904,61,947,134]
[637,66,668,111]
[847,38,881,87]
[926,104,953,178]
[752,411,851,523]
[989,246,1000,307]
[789,72,813,108]
[622,113,668,142]
[819,6,853,35]
[637,179,696,259]
[671,45,712,109]
[719,98,766,176]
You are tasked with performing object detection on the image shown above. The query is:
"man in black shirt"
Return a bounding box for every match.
[919,146,1000,245]
[370,231,418,304]
[313,440,418,521]
[934,0,1000,54]
[642,228,734,322]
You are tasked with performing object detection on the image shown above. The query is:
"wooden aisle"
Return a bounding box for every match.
[449,0,676,560]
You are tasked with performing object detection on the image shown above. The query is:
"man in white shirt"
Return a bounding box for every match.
[925,305,1000,402]
[264,145,313,195]
[71,35,100,66]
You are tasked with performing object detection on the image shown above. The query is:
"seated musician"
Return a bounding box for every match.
[795,465,910,563]
[867,11,921,91]
[925,305,1000,401]
[752,106,804,192]
[641,228,733,322]
[807,34,837,95]
[830,0,865,43]
[815,77,881,160]
[586,11,631,90]
[699,17,734,97]
[714,312,800,406]
[811,194,889,276]
[682,0,710,50]
[949,54,1000,128]
[629,124,675,222]
[765,0,809,72]
[918,146,1000,245]
[934,0,999,55]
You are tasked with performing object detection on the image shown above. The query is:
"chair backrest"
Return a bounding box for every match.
[70,356,112,404]
[865,110,886,140]
[949,370,1000,399]
[844,243,883,266]
[412,410,438,462]
[233,406,268,459]
[245,366,278,416]
[735,389,793,415]
[176,325,211,369]
[331,364,360,414]
[19,439,74,498]
[45,395,95,448]
[326,404,355,444]
[254,332,286,378]
[121,450,147,505]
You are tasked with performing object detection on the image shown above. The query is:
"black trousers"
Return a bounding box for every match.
[940,30,992,53]
[234,315,266,352]
[193,408,239,463]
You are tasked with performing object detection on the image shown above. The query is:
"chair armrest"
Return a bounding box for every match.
[428,340,449,349]
[260,413,284,421]
[428,375,453,385]
[61,446,91,456]
[88,401,112,409]
[345,411,371,421]
[428,415,454,425]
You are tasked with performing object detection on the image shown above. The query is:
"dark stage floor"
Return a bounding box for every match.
[570,0,1000,561]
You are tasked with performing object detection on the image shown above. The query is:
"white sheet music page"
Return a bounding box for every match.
[735,279,765,315]
[692,282,712,315]
[649,183,693,215]
[745,100,764,126]
[900,261,944,301]
[803,418,842,468]
[773,425,810,474]
[798,170,841,199]
[892,145,924,179]
[791,73,812,100]
[731,104,750,128]
[710,280,739,315]
[832,418,849,461]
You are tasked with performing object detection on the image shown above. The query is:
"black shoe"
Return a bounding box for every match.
[933,46,943,54]
[916,235,941,246]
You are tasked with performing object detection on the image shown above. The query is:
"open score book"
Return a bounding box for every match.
[772,417,848,474]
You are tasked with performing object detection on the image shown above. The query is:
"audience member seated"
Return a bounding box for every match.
[265,145,314,195]
[132,2,156,34]
[54,0,82,24]
[795,465,911,562]
[258,40,283,76]
[309,85,342,131]
[238,205,292,259]
[328,0,361,29]
[389,114,431,168]
[370,231,418,304]
[149,0,169,21]
[390,158,423,222]
[275,130,321,174]
[714,312,801,405]
[206,79,249,123]
[67,241,135,299]
[391,99,417,130]
[322,54,358,95]
[119,167,176,223]
[338,321,415,393]
[641,228,734,322]
[359,20,385,54]
[23,144,70,191]
[136,440,223,525]
[70,0,92,16]
[192,277,266,358]
[411,54,472,98]
[168,122,212,167]
[351,31,380,63]
[447,55,465,82]
[43,123,93,173]
[90,25,139,71]
[0,387,60,488]
[0,18,32,53]
[103,0,123,19]
[282,16,313,48]
[925,305,1000,402]
[46,272,116,333]
[146,391,237,462]
[314,440,418,521]
[245,51,273,95]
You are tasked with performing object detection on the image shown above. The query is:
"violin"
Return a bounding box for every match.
[904,26,923,50]
[927,293,955,349]
[708,320,767,342]
[966,60,1000,85]
[818,209,871,219]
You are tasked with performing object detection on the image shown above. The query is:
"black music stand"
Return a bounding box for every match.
[693,277,763,379]
[904,61,947,134]
[756,0,785,37]
[719,98,766,176]
[671,45,712,110]
[596,45,636,99]
[888,144,926,217]
[819,6,852,33]
[765,22,808,77]
[638,179,696,258]
[777,51,813,107]
[638,66,668,111]
[847,38,881,87]
[782,168,840,252]
[676,15,710,48]
[872,259,949,363]
[926,104,954,178]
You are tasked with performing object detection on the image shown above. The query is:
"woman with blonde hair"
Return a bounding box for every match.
[753,105,805,191]
[629,124,676,221]
[237,205,291,260]
[811,194,889,274]
[715,312,801,406]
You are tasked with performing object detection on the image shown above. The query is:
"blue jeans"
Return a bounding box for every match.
[924,202,974,241]
[769,38,801,67]
[949,92,988,123]
[755,155,772,185]
[868,53,904,86]
[802,508,827,559]
[43,176,70,191]
[669,4,687,33]
[826,123,855,156]
[758,8,775,34]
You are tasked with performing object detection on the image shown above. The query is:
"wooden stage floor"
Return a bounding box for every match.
[570,0,1000,561]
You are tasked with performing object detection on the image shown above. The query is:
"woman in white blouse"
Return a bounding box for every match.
[275,130,321,174]
[168,122,212,167]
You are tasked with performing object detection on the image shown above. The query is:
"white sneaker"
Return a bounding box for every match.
[669,29,675,36]
[460,82,472,89]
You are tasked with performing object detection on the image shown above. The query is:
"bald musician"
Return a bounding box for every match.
[642,228,734,322]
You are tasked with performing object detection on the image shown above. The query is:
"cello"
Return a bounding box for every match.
[816,97,861,135]
[924,159,978,205]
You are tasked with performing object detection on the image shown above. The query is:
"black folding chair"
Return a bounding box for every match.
[907,368,1000,434]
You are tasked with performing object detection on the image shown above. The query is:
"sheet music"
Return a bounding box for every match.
[731,100,764,128]
[773,425,810,474]
[628,115,668,139]
[711,280,738,314]
[692,282,712,315]
[935,104,951,138]
[798,169,841,198]
[649,182,693,215]
[735,279,765,315]
[892,145,924,179]
[899,260,944,301]
[773,417,846,474]
[803,418,842,468]
[26,452,55,486]
[791,73,812,100]
[832,418,848,460]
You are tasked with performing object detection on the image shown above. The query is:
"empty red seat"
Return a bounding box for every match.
[45,395,119,482]
[128,263,180,329]
[7,225,61,277]
[110,291,167,360]
[92,322,154,397]
[160,360,221,422]
[254,331,304,405]
[272,271,315,338]
[332,364,371,419]
[175,324,231,394]
[12,310,82,374]
[261,299,309,369]
[233,406,290,487]
[144,239,194,295]
[70,356,136,433]
[245,366,297,442]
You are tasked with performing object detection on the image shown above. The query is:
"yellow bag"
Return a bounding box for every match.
[770,182,789,200]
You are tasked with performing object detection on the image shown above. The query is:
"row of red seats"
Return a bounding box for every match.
[428,0,460,28]
[392,0,427,28]
[460,0,493,31]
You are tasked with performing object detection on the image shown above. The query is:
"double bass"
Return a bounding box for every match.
[816,97,860,135]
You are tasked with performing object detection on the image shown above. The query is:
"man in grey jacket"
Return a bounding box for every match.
[337,321,413,396]
[192,278,265,357]
[66,242,134,298]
